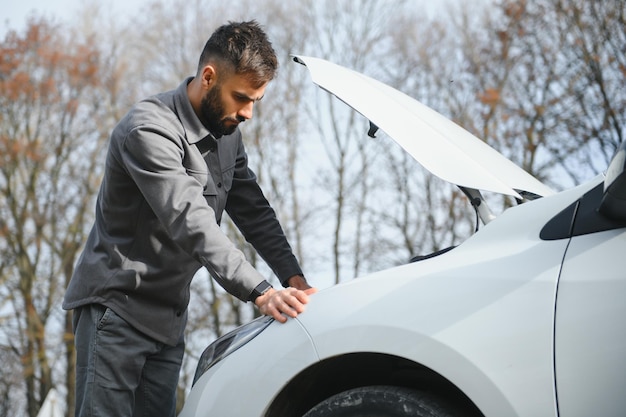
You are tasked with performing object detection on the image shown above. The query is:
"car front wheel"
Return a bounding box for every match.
[302,385,464,417]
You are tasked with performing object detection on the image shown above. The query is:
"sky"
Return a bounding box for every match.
[1,0,146,36]
[1,0,468,37]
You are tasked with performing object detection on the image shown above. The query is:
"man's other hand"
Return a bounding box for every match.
[255,286,317,323]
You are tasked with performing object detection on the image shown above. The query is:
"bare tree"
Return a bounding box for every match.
[550,0,625,178]
[364,5,478,263]
[299,0,407,283]
[0,346,24,417]
[0,18,107,417]
[448,0,625,189]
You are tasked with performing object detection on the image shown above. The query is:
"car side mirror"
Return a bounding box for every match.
[599,141,626,221]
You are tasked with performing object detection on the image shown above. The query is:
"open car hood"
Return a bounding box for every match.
[293,55,554,199]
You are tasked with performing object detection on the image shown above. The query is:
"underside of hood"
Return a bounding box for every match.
[293,55,554,199]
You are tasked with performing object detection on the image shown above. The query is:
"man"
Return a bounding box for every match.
[63,21,316,417]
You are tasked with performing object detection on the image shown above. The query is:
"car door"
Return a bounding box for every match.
[554,183,626,417]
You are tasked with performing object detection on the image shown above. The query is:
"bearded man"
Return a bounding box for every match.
[63,20,315,417]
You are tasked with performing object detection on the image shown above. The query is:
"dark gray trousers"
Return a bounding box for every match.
[73,304,184,417]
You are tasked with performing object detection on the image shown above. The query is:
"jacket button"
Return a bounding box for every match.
[217,182,222,188]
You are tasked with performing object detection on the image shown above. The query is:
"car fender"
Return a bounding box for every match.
[178,318,318,417]
[295,182,600,416]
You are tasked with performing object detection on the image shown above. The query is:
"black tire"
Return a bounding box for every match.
[302,385,462,417]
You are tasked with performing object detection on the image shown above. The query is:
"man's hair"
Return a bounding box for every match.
[198,20,278,87]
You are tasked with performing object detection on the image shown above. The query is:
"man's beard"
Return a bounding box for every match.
[200,85,243,137]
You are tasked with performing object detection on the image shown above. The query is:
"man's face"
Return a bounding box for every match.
[200,72,267,137]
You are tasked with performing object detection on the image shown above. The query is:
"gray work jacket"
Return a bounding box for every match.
[63,78,303,346]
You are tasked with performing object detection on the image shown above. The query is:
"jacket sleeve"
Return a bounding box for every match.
[225,138,303,286]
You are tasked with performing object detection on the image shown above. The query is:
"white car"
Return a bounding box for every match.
[178,56,626,417]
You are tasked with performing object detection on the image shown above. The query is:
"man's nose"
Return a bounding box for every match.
[238,101,254,120]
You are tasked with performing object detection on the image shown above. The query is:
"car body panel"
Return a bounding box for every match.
[179,177,605,417]
[179,318,318,416]
[297,178,599,416]
[554,227,626,416]
[293,55,554,199]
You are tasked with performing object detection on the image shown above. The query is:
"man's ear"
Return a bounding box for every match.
[201,65,217,88]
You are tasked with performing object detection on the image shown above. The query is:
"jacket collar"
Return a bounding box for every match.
[174,77,216,145]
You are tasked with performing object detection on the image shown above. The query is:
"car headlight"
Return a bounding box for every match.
[192,315,274,385]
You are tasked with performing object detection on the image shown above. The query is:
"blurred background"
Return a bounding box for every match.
[1,0,624,415]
